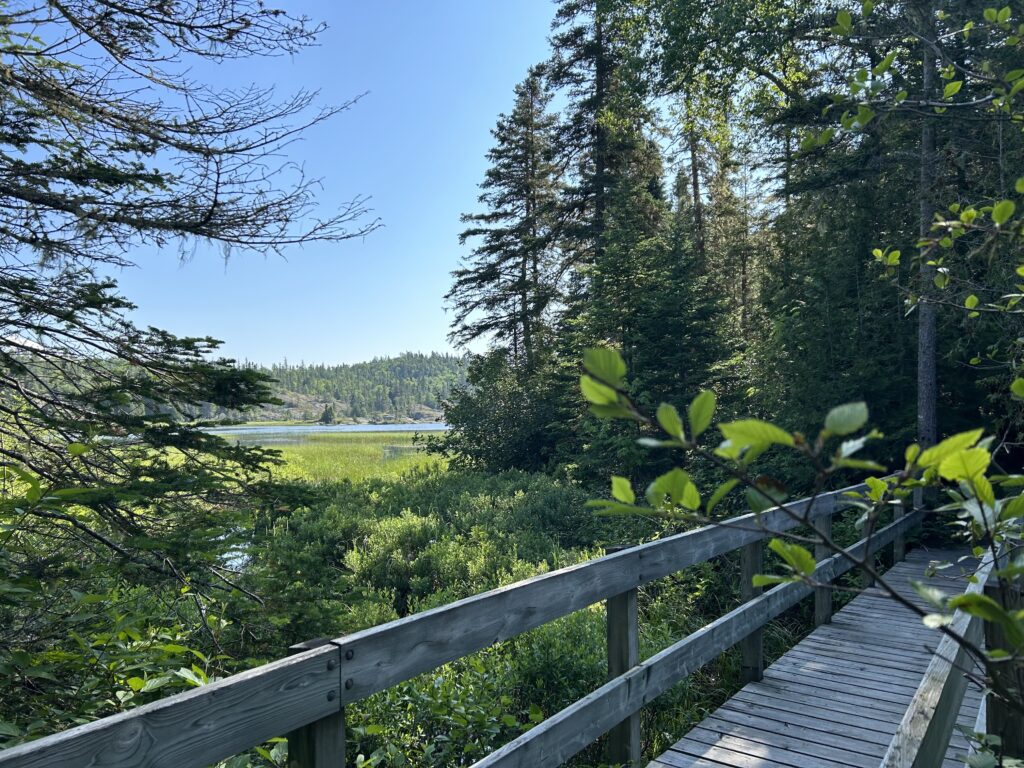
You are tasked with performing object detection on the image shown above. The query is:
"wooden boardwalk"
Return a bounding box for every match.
[650,549,983,768]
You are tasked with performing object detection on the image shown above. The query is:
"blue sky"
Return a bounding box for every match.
[116,2,555,366]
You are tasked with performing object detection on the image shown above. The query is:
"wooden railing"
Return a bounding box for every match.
[0,482,924,768]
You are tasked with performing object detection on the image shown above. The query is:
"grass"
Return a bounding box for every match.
[272,431,445,483]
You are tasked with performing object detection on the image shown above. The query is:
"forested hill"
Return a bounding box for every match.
[243,352,465,423]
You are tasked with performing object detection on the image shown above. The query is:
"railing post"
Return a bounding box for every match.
[605,546,641,767]
[288,639,346,768]
[985,554,1024,759]
[892,500,907,563]
[740,541,763,683]
[814,511,834,626]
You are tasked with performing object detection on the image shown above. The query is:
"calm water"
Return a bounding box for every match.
[210,422,448,445]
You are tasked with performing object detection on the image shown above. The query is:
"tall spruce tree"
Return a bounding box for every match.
[446,69,560,372]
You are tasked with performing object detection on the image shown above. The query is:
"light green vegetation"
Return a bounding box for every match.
[273,432,445,483]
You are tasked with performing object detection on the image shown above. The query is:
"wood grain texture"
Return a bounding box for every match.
[469,510,920,768]
[0,645,342,768]
[880,553,994,768]
[333,483,868,703]
[651,547,985,768]
[739,541,763,683]
[606,586,640,767]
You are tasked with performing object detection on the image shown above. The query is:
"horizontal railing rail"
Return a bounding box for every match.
[471,507,923,767]
[1,480,920,768]
[880,551,995,768]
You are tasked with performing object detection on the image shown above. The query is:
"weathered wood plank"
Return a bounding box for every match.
[334,484,869,703]
[879,552,994,768]
[739,541,763,683]
[720,694,898,741]
[683,725,878,768]
[731,686,905,728]
[606,583,640,767]
[814,510,834,625]
[0,646,342,768]
[471,510,920,768]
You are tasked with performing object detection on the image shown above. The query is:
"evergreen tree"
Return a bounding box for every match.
[446,69,561,372]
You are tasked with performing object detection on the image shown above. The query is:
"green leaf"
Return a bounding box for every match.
[917,429,984,468]
[611,476,635,505]
[872,51,896,76]
[719,419,794,448]
[768,538,817,576]
[948,592,1014,626]
[580,375,618,405]
[938,447,991,481]
[943,80,963,98]
[752,574,793,587]
[824,401,869,436]
[999,494,1024,521]
[67,442,90,456]
[992,199,1016,225]
[866,475,888,501]
[1012,378,1024,398]
[747,477,788,513]
[837,9,853,30]
[1016,177,1024,194]
[997,5,1011,23]
[707,478,739,514]
[647,468,699,510]
[656,403,685,441]
[583,348,626,388]
[964,294,979,309]
[911,581,948,609]
[688,390,716,439]
[984,8,998,22]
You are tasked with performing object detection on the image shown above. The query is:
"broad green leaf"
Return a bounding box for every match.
[719,419,794,448]
[1000,494,1024,521]
[67,442,90,456]
[656,403,685,441]
[647,468,698,510]
[680,481,701,511]
[943,80,963,98]
[872,51,896,75]
[611,476,635,504]
[747,478,788,513]
[911,581,948,609]
[825,401,868,436]
[1012,378,1024,398]
[752,574,793,587]
[992,199,1016,225]
[768,538,817,576]
[866,475,888,501]
[834,457,887,471]
[580,375,618,405]
[590,403,635,419]
[964,294,979,309]
[707,478,739,514]
[917,429,984,468]
[947,593,1008,623]
[583,348,626,388]
[938,447,991,481]
[836,9,852,30]
[688,390,716,438]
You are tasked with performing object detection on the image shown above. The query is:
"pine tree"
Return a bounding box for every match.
[446,69,561,373]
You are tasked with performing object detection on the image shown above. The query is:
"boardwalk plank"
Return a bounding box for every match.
[649,548,983,768]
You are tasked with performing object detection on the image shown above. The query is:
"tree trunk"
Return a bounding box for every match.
[687,124,706,263]
[916,0,939,449]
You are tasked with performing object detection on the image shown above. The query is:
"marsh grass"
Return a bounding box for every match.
[273,431,444,483]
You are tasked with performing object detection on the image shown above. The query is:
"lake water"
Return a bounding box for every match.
[210,422,449,445]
